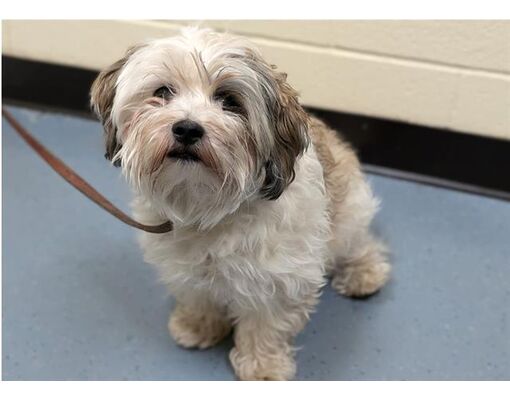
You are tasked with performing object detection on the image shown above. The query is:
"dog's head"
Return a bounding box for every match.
[91,27,309,228]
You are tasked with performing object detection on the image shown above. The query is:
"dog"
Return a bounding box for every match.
[90,27,391,380]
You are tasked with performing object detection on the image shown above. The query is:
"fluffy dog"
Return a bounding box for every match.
[90,27,390,380]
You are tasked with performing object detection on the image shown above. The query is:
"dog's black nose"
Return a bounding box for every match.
[172,119,204,145]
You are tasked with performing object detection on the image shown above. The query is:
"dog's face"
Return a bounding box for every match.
[91,28,309,228]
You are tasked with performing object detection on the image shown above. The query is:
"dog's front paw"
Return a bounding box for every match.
[168,304,231,349]
[332,260,390,298]
[229,347,296,381]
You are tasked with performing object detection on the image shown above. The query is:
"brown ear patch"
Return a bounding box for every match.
[90,44,145,166]
[260,69,310,200]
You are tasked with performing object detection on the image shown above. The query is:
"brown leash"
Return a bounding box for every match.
[2,107,173,234]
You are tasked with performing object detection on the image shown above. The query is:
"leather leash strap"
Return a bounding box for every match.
[2,107,173,234]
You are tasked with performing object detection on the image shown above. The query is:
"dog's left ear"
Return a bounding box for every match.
[260,68,310,200]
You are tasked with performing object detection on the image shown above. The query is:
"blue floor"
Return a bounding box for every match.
[3,105,510,380]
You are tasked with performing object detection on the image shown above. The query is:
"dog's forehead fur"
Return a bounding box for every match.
[113,28,262,117]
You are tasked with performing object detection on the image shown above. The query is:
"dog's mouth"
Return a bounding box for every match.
[167,149,201,162]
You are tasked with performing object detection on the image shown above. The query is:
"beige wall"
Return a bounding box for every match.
[3,20,510,140]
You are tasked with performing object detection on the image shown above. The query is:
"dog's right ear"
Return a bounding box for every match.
[90,44,144,166]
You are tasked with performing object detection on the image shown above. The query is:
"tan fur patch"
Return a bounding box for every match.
[308,116,363,218]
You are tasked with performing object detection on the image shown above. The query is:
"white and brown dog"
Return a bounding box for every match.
[90,27,390,380]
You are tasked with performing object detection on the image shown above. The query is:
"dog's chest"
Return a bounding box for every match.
[145,211,326,300]
[145,217,276,266]
[140,219,288,304]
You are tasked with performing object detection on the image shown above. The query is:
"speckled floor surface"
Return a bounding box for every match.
[3,105,510,380]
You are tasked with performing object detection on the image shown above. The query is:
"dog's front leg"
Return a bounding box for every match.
[229,292,318,381]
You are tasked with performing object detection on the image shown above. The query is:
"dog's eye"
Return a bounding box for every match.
[214,92,245,115]
[153,86,175,101]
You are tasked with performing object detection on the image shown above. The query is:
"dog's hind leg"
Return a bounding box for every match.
[327,176,391,298]
[330,231,390,298]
